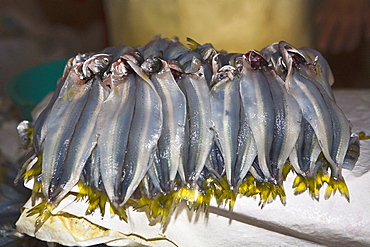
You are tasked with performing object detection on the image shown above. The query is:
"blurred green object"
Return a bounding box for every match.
[7,57,69,121]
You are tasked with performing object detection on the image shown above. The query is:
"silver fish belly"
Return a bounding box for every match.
[150,59,187,189]
[178,58,213,185]
[119,61,163,206]
[234,106,258,187]
[42,68,91,203]
[48,75,105,203]
[239,53,275,181]
[97,61,136,206]
[279,41,337,173]
[210,65,241,187]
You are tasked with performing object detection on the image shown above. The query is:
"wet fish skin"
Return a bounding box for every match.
[299,47,335,100]
[342,133,360,170]
[283,42,350,178]
[305,73,350,178]
[239,51,275,181]
[48,74,105,203]
[279,41,337,174]
[82,146,103,192]
[260,42,286,79]
[178,57,214,185]
[234,106,257,187]
[118,61,163,206]
[141,52,163,74]
[32,76,68,154]
[148,58,187,191]
[82,53,112,79]
[210,65,241,187]
[142,35,170,60]
[41,63,92,203]
[96,59,136,206]
[265,69,302,182]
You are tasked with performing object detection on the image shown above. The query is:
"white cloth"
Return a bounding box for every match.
[16,89,370,247]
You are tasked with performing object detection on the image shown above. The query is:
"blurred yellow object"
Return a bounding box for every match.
[105,0,312,52]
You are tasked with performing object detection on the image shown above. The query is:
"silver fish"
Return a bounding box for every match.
[279,41,337,173]
[342,133,360,170]
[48,74,105,203]
[96,59,136,206]
[32,76,68,154]
[239,50,275,181]
[307,75,350,178]
[147,58,187,191]
[142,35,170,60]
[119,61,163,206]
[163,36,191,61]
[41,63,92,204]
[265,69,302,182]
[301,120,321,174]
[82,146,103,192]
[299,46,335,101]
[210,65,241,188]
[178,57,213,185]
[260,42,286,79]
[82,53,112,78]
[234,106,258,187]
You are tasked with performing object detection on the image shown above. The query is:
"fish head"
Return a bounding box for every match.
[210,65,238,87]
[62,57,76,78]
[111,59,130,77]
[82,54,112,79]
[186,57,206,80]
[141,51,164,74]
[75,53,91,63]
[244,49,269,71]
[122,49,144,65]
[279,41,306,70]
[168,59,184,80]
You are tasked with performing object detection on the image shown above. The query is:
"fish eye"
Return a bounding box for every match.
[217,72,227,81]
[102,57,110,64]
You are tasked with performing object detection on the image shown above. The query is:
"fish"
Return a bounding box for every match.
[177,57,214,185]
[279,41,337,176]
[118,60,163,206]
[299,46,335,101]
[342,133,360,170]
[33,52,94,153]
[41,63,92,204]
[42,54,112,204]
[32,76,68,154]
[82,53,112,79]
[186,37,216,85]
[282,42,350,179]
[210,65,241,188]
[143,56,187,192]
[96,58,136,206]
[238,50,275,181]
[260,42,286,79]
[48,74,106,203]
[308,76,350,178]
[81,146,103,192]
[234,106,258,187]
[300,120,322,175]
[265,68,302,182]
[141,35,170,60]
[163,36,191,61]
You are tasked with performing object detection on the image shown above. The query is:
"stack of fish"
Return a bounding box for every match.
[16,36,360,228]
